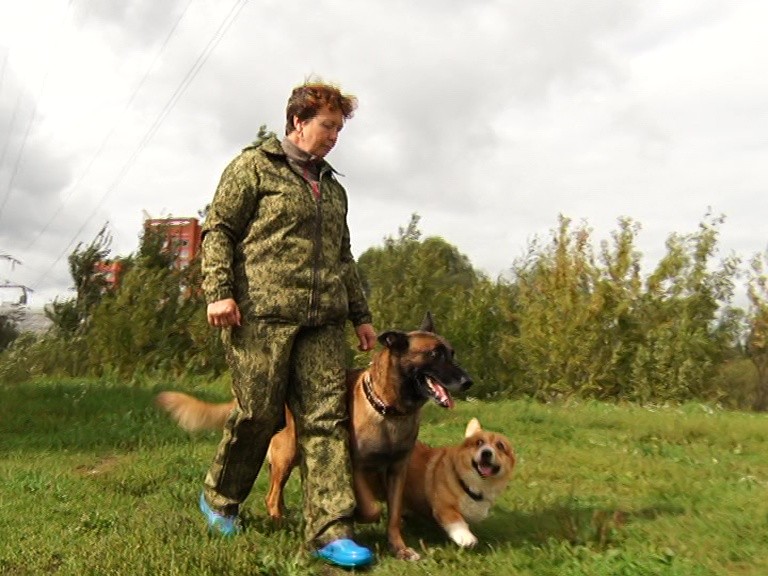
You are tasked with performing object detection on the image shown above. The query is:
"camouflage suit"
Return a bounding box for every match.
[201,135,372,545]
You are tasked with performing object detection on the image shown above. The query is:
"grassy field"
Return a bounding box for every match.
[1,378,767,575]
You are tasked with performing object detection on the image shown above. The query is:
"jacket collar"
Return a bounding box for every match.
[256,135,342,177]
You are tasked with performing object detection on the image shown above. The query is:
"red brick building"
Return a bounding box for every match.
[144,217,202,269]
[96,217,202,289]
[94,260,123,289]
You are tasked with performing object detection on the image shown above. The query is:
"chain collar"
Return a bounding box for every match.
[362,371,407,417]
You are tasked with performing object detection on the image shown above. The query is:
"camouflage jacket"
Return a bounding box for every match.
[201,135,372,327]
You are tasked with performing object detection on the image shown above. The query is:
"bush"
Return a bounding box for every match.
[0,312,19,352]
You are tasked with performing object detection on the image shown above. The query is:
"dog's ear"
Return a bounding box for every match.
[419,311,435,333]
[378,330,410,352]
[465,418,482,437]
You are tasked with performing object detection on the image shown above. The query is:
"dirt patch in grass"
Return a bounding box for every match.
[74,454,130,477]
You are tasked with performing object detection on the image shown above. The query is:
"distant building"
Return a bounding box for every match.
[0,303,51,334]
[144,217,202,269]
[0,283,32,306]
[94,260,123,290]
[95,217,202,288]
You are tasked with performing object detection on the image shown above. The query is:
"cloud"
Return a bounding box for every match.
[74,0,191,49]
[0,0,766,309]
[0,67,77,242]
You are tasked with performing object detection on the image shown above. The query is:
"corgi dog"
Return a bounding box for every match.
[403,418,515,547]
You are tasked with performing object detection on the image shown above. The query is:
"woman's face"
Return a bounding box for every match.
[293,106,344,158]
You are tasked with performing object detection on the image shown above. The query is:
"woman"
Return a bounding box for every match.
[198,80,376,569]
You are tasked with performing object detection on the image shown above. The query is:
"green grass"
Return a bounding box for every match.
[1,379,767,575]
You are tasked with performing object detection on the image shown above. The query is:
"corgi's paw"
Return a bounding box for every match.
[445,522,478,547]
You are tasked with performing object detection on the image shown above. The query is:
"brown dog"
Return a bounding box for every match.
[156,313,472,561]
[403,418,515,547]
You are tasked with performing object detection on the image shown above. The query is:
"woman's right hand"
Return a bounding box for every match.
[207,298,242,328]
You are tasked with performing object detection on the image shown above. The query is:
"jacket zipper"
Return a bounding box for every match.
[307,169,323,325]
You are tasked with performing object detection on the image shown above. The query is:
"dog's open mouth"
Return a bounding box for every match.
[425,376,454,409]
[472,460,500,478]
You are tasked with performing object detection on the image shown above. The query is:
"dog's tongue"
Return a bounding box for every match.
[428,378,454,409]
[478,463,495,477]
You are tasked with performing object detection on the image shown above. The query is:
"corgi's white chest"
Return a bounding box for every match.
[459,497,491,523]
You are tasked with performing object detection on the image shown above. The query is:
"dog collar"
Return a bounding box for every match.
[458,476,484,502]
[362,372,407,417]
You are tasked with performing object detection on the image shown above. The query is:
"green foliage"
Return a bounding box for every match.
[61,224,113,334]
[1,210,765,408]
[136,220,176,269]
[251,123,276,147]
[0,309,19,351]
[356,213,514,397]
[437,278,516,397]
[499,216,653,400]
[41,224,115,339]
[0,222,226,383]
[82,225,225,379]
[501,214,742,403]
[44,298,80,336]
[358,213,477,330]
[709,358,758,410]
[87,267,184,377]
[746,250,768,410]
[630,214,741,402]
[0,332,90,384]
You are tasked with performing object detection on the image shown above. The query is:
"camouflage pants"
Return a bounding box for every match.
[203,321,356,545]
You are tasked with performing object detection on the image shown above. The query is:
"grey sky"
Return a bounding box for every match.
[1,0,766,308]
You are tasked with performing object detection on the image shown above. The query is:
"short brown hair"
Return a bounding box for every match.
[285,80,358,135]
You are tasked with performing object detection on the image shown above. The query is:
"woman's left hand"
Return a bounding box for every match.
[355,323,377,351]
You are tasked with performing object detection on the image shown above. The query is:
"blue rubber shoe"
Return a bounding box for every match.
[314,538,374,568]
[199,492,241,536]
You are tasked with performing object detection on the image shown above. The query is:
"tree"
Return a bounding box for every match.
[45,224,113,335]
[630,214,740,402]
[355,214,516,397]
[251,124,276,147]
[500,213,740,403]
[0,310,19,352]
[746,250,768,411]
[500,215,641,400]
[357,213,477,331]
[84,223,225,378]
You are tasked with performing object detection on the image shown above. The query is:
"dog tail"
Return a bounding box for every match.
[155,391,235,432]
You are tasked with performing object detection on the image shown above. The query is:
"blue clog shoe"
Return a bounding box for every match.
[314,538,374,568]
[199,491,241,536]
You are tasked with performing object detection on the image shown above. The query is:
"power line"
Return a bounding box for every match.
[23,0,195,253]
[0,282,33,305]
[0,45,20,177]
[0,253,22,269]
[0,253,32,304]
[0,47,8,99]
[0,96,42,217]
[0,91,24,180]
[30,0,248,291]
[0,1,75,224]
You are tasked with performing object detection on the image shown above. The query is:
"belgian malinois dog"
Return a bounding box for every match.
[156,313,472,561]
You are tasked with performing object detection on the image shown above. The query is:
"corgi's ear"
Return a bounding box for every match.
[465,417,482,437]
